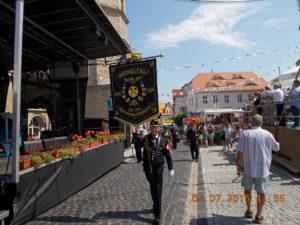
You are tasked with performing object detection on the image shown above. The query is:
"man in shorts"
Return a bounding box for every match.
[236,114,279,224]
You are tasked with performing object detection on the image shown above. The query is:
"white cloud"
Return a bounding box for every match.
[146,4,263,49]
[263,17,290,28]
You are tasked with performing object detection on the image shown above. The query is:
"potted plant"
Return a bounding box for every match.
[51,149,62,159]
[60,148,77,159]
[30,152,45,168]
[95,133,104,144]
[40,151,54,164]
[20,156,32,170]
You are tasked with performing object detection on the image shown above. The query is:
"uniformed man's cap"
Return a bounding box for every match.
[150,119,161,127]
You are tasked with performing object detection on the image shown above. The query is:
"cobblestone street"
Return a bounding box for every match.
[200,146,300,225]
[25,142,300,225]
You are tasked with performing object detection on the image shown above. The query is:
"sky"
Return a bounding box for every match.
[126,0,300,102]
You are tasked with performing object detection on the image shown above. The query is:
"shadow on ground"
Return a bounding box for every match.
[33,209,154,224]
[92,209,154,224]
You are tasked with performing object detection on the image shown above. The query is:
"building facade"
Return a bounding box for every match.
[175,72,269,115]
[271,66,300,92]
[85,0,129,123]
[172,89,187,116]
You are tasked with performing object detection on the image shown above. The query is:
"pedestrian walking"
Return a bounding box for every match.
[202,124,209,148]
[207,122,215,146]
[187,123,200,162]
[289,80,300,128]
[236,114,279,224]
[170,127,179,150]
[131,129,143,162]
[142,119,174,224]
[224,122,233,151]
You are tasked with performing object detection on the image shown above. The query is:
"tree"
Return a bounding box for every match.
[173,113,187,127]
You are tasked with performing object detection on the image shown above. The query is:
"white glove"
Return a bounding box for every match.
[169,169,175,177]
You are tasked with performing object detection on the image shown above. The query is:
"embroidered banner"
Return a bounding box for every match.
[109,59,159,125]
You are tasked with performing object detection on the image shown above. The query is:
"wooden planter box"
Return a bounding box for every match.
[74,145,81,153]
[82,143,90,151]
[89,141,100,148]
[102,139,108,144]
[20,159,32,170]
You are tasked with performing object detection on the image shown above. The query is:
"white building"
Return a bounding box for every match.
[172,89,187,116]
[183,72,270,115]
[271,66,300,92]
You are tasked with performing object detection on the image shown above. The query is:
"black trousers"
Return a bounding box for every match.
[190,144,199,160]
[172,139,177,149]
[145,170,163,219]
[135,145,142,162]
[276,103,286,127]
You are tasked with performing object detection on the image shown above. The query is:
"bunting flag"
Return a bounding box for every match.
[158,45,300,76]
[109,59,159,126]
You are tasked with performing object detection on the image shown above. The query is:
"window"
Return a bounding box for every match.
[237,95,243,103]
[213,95,218,103]
[226,81,236,87]
[245,81,257,86]
[224,95,229,103]
[35,71,44,80]
[206,82,219,88]
[212,74,224,80]
[248,94,252,102]
[203,96,208,104]
[232,74,244,79]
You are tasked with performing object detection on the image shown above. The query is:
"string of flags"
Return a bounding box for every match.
[159,44,300,78]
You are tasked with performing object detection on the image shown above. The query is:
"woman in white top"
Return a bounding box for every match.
[223,122,233,151]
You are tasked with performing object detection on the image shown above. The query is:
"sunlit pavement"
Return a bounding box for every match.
[199,146,300,225]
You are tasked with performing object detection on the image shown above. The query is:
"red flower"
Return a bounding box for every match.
[27,149,34,155]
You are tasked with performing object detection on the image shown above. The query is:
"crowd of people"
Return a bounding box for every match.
[185,120,250,152]
[131,114,280,224]
[249,80,300,128]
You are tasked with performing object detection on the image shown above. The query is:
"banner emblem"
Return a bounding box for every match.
[109,59,159,125]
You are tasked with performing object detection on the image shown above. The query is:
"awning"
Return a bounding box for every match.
[203,108,244,114]
[0,0,131,71]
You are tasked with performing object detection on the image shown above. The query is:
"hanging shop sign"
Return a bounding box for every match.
[109,59,159,125]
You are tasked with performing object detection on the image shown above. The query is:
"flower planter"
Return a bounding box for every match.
[83,143,90,151]
[74,145,81,153]
[20,159,32,170]
[89,141,100,148]
[51,151,62,159]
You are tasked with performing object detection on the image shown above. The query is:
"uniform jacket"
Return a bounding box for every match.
[132,132,143,148]
[142,134,173,174]
[187,128,199,146]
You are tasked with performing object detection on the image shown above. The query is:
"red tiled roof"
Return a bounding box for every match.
[191,71,270,92]
[172,89,186,98]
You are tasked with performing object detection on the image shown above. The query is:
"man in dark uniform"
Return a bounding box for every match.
[132,129,143,162]
[142,119,174,224]
[187,123,199,162]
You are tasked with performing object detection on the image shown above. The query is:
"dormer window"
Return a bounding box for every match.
[245,81,257,86]
[232,74,244,79]
[225,81,236,87]
[212,74,224,80]
[206,82,219,88]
